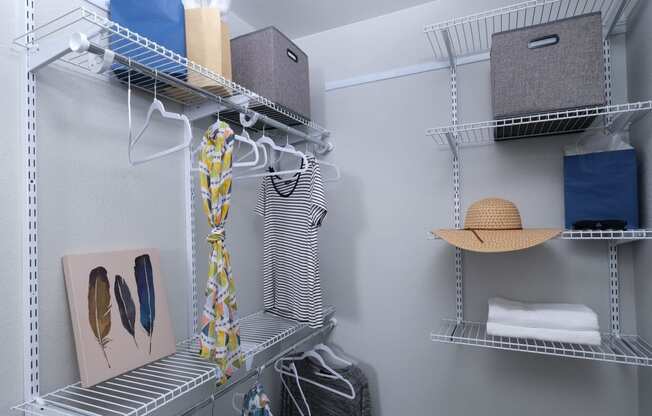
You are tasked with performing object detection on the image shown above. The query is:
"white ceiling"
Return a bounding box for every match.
[230,0,436,39]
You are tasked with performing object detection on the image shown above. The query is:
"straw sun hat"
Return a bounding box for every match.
[434,198,560,253]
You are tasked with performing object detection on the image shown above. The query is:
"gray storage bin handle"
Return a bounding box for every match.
[287,48,299,63]
[528,34,559,49]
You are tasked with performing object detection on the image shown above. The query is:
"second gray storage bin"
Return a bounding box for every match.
[231,26,311,120]
[491,13,605,140]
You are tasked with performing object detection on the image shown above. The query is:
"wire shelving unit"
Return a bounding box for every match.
[424,0,629,65]
[13,6,330,144]
[427,101,652,153]
[425,0,652,367]
[13,3,337,413]
[13,307,335,416]
[431,320,652,366]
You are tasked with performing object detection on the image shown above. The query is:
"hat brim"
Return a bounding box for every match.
[433,229,561,253]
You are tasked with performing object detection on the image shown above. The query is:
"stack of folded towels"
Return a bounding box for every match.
[486,297,601,345]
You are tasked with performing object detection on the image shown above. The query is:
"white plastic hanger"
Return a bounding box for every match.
[232,128,260,168]
[315,159,341,182]
[234,134,308,180]
[274,351,356,400]
[236,126,271,170]
[189,117,260,173]
[271,133,292,169]
[279,362,311,416]
[128,70,193,166]
[304,142,340,182]
[310,344,353,380]
[313,343,352,367]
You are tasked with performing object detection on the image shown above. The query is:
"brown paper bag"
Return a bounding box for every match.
[221,21,232,80]
[175,7,232,99]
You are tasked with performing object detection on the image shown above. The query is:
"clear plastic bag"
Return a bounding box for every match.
[565,118,633,156]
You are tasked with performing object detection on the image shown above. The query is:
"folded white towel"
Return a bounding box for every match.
[488,297,599,331]
[486,321,602,346]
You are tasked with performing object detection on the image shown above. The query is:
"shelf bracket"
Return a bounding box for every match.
[441,29,457,70]
[25,27,104,72]
[443,132,459,160]
[608,241,621,338]
[604,0,633,39]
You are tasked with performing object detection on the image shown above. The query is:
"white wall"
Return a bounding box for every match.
[293,1,640,415]
[627,0,652,414]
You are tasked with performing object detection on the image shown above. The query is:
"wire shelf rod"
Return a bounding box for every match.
[426,100,652,148]
[432,320,652,366]
[79,43,328,149]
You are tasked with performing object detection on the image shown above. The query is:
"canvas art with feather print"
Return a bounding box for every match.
[63,249,176,387]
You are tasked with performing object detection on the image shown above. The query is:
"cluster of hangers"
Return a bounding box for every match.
[126,70,340,181]
[274,343,356,416]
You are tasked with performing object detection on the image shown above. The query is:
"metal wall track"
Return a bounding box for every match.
[22,0,39,402]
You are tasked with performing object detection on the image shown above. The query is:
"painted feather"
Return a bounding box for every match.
[88,266,112,368]
[134,254,156,354]
[114,275,138,348]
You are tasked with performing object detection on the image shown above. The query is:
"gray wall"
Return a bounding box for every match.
[627,0,652,414]
[293,1,640,415]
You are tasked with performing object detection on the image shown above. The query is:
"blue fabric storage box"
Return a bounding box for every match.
[110,0,187,80]
[564,149,639,229]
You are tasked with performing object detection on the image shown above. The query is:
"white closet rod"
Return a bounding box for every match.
[80,40,333,151]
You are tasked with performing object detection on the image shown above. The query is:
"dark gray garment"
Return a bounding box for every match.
[280,359,372,416]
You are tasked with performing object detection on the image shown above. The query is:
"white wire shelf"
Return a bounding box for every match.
[561,229,652,242]
[426,101,652,151]
[428,229,652,244]
[432,319,652,366]
[13,6,328,139]
[13,307,335,416]
[424,0,629,64]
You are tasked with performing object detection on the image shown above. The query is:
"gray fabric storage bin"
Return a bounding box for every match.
[491,13,605,140]
[231,26,311,120]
